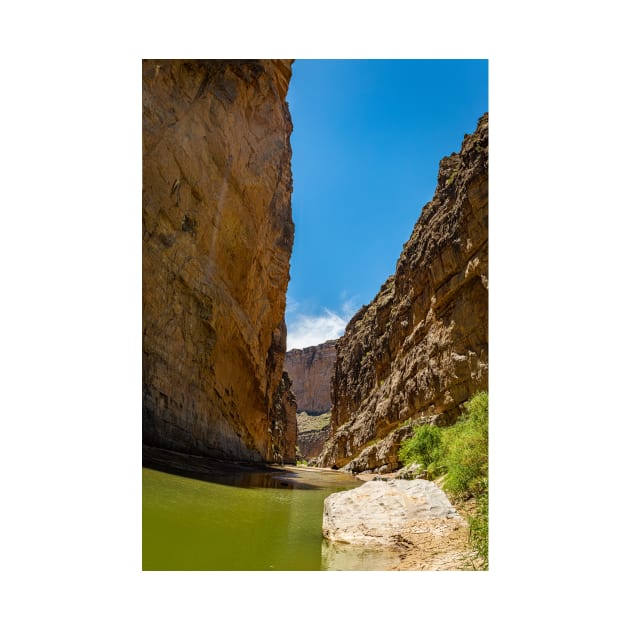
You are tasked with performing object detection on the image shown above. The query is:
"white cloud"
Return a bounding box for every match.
[285,293,361,350]
[285,295,299,314]
[286,308,348,350]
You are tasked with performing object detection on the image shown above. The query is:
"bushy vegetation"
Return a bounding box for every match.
[468,490,488,568]
[442,391,488,498]
[398,391,488,569]
[399,424,446,479]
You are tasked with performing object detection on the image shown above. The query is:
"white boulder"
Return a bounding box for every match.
[322,479,463,545]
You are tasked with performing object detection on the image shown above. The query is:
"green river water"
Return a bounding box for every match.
[143,465,400,571]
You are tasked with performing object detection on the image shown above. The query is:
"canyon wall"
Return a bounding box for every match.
[297,425,331,462]
[319,113,488,472]
[285,340,336,413]
[142,59,296,463]
[296,411,332,462]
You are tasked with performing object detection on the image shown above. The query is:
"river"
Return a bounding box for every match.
[142,465,401,570]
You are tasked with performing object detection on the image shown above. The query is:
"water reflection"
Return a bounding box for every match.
[321,539,401,571]
[143,450,371,570]
[143,445,361,490]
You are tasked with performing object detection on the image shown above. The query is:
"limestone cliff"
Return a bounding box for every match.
[285,340,336,413]
[142,59,297,463]
[319,113,488,472]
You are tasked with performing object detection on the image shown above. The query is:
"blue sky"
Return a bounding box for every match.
[285,59,488,349]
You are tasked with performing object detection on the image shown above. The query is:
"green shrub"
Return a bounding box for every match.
[442,391,488,497]
[398,424,445,477]
[443,391,488,568]
[397,390,489,568]
[468,485,488,570]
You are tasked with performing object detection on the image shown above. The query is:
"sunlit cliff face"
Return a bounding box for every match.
[142,60,296,462]
[319,114,488,473]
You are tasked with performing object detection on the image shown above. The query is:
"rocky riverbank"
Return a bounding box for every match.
[343,472,479,570]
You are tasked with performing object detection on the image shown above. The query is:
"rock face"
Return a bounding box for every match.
[285,340,336,413]
[142,60,297,463]
[298,426,331,462]
[322,480,463,545]
[296,411,331,462]
[319,113,488,471]
[339,420,423,474]
[269,372,298,463]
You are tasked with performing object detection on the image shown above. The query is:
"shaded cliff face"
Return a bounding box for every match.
[296,411,331,462]
[319,113,488,472]
[270,372,298,463]
[285,340,336,413]
[298,427,331,462]
[142,59,296,463]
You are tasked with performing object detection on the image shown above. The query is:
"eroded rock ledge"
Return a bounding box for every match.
[142,60,296,463]
[319,113,488,472]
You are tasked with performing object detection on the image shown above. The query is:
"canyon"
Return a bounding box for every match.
[141,58,486,485]
[141,59,488,572]
[285,340,335,461]
[318,113,488,473]
[142,59,296,463]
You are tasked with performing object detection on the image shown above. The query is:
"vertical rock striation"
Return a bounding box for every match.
[142,59,296,463]
[285,340,336,413]
[319,113,488,472]
[270,371,298,463]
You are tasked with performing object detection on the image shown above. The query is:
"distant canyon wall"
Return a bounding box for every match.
[142,59,296,463]
[298,425,331,462]
[319,113,489,472]
[285,340,336,413]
